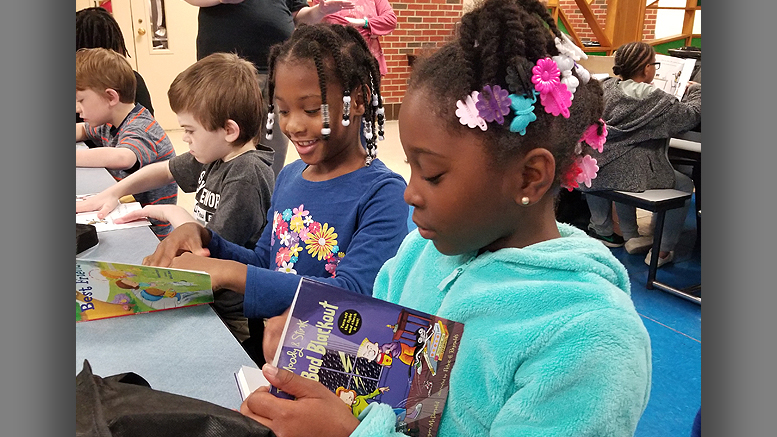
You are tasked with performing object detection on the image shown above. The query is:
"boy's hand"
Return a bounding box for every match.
[76,191,120,219]
[142,222,211,267]
[263,309,291,364]
[114,205,196,229]
[240,364,359,437]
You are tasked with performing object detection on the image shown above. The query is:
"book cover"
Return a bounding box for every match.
[75,201,152,232]
[76,259,214,322]
[270,278,465,437]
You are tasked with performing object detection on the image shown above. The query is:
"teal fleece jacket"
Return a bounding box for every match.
[351,223,651,437]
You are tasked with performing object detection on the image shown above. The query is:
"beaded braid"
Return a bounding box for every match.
[310,41,332,139]
[265,44,283,141]
[409,0,604,187]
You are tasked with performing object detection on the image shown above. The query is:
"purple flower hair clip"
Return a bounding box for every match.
[475,84,511,125]
[456,91,488,131]
[532,57,572,118]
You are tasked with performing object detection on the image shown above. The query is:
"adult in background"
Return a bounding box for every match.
[183,0,356,178]
[312,0,396,78]
[583,41,701,267]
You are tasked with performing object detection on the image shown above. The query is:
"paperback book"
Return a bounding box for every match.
[76,259,213,322]
[76,201,152,232]
[269,278,465,436]
[653,54,697,100]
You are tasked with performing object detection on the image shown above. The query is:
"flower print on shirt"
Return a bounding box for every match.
[306,223,338,261]
[271,204,344,277]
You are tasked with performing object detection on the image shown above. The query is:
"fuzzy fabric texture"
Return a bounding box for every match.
[583,77,701,192]
[350,224,652,437]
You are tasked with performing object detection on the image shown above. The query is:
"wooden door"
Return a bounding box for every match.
[112,0,199,130]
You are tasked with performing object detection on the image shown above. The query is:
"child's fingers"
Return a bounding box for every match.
[97,202,117,220]
[262,364,330,399]
[113,210,145,224]
[239,398,274,429]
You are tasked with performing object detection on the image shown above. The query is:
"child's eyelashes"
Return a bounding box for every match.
[423,173,444,184]
[305,108,320,115]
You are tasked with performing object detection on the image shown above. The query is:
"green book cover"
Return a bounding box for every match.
[76,259,213,322]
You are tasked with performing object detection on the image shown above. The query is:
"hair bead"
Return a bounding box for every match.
[342,90,351,126]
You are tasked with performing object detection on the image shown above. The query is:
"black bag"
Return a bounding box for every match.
[76,360,275,437]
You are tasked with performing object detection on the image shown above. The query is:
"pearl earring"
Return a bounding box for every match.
[521,197,530,205]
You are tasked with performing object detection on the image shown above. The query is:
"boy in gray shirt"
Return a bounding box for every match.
[77,53,275,341]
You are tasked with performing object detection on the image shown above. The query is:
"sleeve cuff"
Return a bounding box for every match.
[350,403,397,437]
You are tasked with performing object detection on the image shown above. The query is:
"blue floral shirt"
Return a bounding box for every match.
[207,159,409,318]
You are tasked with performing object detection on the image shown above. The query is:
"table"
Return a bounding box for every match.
[667,131,701,305]
[76,166,256,409]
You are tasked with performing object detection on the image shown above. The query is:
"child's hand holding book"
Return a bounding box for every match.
[240,364,360,437]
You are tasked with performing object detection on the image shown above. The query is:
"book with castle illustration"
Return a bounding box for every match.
[267,278,465,436]
[76,259,213,322]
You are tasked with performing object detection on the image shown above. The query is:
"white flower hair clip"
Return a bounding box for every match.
[456,91,488,131]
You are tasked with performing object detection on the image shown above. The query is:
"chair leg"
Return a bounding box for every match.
[646,211,667,289]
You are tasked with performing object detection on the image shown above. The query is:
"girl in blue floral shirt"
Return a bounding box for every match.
[142,23,408,357]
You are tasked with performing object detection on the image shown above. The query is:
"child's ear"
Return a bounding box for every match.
[223,119,241,143]
[350,86,367,117]
[515,148,556,205]
[104,89,121,106]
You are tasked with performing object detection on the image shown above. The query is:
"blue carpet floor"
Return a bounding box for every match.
[610,196,701,437]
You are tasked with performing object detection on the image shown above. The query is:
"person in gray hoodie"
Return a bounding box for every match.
[584,41,701,267]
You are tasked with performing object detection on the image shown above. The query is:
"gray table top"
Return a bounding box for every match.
[76,166,255,409]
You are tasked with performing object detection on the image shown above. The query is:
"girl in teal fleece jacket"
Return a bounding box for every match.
[239,0,652,435]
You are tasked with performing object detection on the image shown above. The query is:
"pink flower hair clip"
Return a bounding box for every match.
[575,154,599,188]
[532,57,572,118]
[580,119,608,153]
[456,91,488,131]
[476,84,511,125]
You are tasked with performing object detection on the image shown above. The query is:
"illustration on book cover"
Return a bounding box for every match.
[272,279,464,437]
[76,259,213,322]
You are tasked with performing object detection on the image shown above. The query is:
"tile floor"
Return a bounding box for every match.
[166,121,701,437]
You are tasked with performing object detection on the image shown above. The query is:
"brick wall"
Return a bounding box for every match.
[380,0,464,119]
[558,0,657,44]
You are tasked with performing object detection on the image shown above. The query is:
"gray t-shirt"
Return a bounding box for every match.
[168,146,275,249]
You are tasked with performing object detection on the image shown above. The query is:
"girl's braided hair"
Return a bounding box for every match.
[266,23,385,161]
[612,41,655,79]
[408,0,604,187]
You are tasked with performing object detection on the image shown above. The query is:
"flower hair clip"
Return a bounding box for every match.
[532,57,572,118]
[580,119,607,153]
[476,84,511,125]
[561,119,607,191]
[456,91,488,131]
